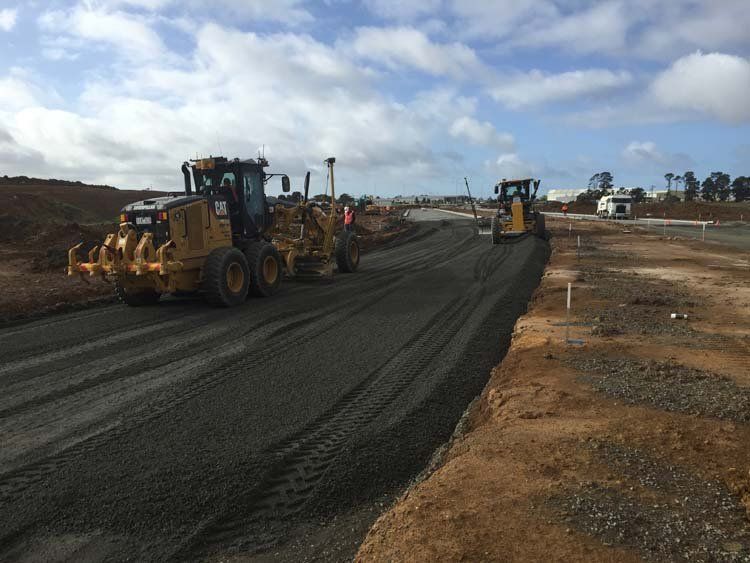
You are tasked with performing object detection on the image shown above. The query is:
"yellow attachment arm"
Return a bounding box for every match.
[67,243,83,277]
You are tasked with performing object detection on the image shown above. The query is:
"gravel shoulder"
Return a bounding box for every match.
[356,219,750,562]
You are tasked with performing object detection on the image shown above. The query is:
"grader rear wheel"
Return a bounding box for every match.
[202,247,250,307]
[335,230,360,273]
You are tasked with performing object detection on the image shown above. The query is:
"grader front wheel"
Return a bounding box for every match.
[490,216,503,245]
[245,241,283,298]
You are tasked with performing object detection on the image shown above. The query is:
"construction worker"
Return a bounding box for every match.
[344,205,355,231]
[562,203,569,217]
[222,177,238,203]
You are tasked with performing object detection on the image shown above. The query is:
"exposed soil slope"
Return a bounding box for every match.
[357,219,750,562]
[0,178,168,226]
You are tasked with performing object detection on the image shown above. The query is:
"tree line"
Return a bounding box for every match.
[577,171,750,203]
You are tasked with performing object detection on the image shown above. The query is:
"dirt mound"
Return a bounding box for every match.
[0,179,168,224]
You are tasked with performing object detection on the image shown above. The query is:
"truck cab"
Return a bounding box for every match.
[597,195,632,219]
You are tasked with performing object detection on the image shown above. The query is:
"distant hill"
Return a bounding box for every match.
[0,175,117,190]
[0,177,171,224]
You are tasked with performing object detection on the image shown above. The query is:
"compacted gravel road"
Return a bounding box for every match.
[0,213,548,562]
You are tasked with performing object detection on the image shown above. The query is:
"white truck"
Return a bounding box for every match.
[596,194,632,219]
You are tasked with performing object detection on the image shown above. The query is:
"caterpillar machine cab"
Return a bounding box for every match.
[490,177,547,244]
[68,156,360,307]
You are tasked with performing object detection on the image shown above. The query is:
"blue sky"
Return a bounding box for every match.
[0,0,749,198]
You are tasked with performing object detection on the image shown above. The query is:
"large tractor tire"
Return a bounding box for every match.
[202,247,250,307]
[490,216,503,245]
[534,212,548,239]
[335,230,360,273]
[115,282,161,307]
[245,241,282,298]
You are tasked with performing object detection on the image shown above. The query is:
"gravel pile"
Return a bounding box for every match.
[550,443,750,562]
[578,265,697,336]
[580,265,695,307]
[586,306,694,337]
[571,357,750,423]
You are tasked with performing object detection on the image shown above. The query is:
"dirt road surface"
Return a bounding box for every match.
[0,215,548,562]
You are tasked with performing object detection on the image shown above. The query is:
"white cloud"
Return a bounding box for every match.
[489,69,632,109]
[487,153,535,180]
[635,0,750,59]
[447,0,750,60]
[622,141,664,164]
[449,0,557,41]
[651,51,750,123]
[39,7,167,61]
[622,141,693,170]
[0,8,17,31]
[187,0,313,25]
[449,117,515,152]
[350,27,482,78]
[364,0,442,21]
[0,76,39,112]
[0,23,479,189]
[509,1,630,54]
[86,0,313,24]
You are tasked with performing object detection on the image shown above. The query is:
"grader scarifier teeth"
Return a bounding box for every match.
[68,224,180,280]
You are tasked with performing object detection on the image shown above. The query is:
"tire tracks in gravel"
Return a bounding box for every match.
[0,226,464,424]
[169,240,513,560]
[0,224,481,510]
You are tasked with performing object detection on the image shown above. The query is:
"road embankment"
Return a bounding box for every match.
[357,218,750,562]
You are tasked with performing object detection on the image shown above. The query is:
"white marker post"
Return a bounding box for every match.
[702,222,706,242]
[565,283,572,343]
[577,235,581,259]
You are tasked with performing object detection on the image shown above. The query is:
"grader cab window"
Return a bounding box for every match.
[198,172,235,194]
[243,171,265,233]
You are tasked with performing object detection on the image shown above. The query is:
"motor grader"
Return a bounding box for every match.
[68,156,359,307]
[489,177,546,244]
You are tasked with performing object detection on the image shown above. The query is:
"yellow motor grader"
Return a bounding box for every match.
[68,156,359,306]
[489,177,547,244]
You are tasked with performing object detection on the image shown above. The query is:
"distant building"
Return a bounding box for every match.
[644,189,686,202]
[545,188,587,203]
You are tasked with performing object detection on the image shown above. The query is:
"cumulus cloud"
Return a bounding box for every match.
[185,0,313,25]
[489,69,632,109]
[651,51,750,123]
[509,2,630,54]
[487,153,535,180]
[364,0,442,21]
[0,76,39,112]
[446,0,750,60]
[622,141,693,170]
[449,117,515,152]
[350,27,482,78]
[0,23,477,189]
[0,8,17,31]
[39,7,167,61]
[92,0,313,24]
[635,0,750,59]
[0,8,17,32]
